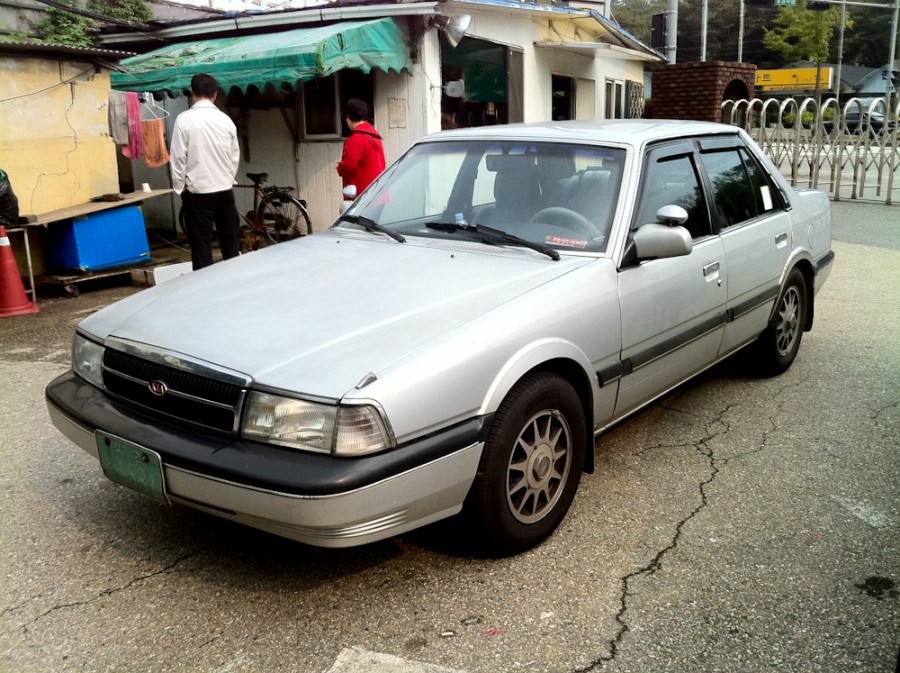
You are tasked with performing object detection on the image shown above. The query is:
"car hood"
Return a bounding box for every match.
[81,231,595,399]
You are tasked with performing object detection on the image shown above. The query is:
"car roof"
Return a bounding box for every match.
[419,119,744,148]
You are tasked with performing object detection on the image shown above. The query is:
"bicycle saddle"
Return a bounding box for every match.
[246,172,268,184]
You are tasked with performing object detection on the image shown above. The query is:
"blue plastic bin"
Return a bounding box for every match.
[43,205,151,272]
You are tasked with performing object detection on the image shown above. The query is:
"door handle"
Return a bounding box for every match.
[703,261,720,277]
[775,232,788,247]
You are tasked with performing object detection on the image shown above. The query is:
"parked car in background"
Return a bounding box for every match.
[46,120,834,556]
[823,109,895,137]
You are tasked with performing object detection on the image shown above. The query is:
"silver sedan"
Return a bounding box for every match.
[46,120,833,556]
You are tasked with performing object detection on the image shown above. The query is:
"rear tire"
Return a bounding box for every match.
[463,372,586,556]
[753,268,807,376]
[256,192,312,243]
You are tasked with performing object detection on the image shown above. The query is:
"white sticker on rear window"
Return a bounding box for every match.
[761,186,773,211]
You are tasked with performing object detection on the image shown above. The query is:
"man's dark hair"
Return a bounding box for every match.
[191,74,219,99]
[345,98,370,123]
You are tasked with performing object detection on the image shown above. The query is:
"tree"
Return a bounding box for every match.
[611,0,784,67]
[35,4,96,47]
[87,0,153,25]
[838,5,898,67]
[763,4,851,64]
[28,0,153,47]
[610,0,666,47]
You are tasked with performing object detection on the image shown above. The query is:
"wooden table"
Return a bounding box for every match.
[8,189,173,304]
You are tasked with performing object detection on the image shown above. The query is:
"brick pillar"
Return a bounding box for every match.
[647,62,757,122]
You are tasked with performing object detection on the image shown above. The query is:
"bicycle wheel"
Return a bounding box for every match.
[256,192,312,243]
[178,205,189,237]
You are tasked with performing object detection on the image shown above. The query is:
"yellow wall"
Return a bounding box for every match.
[0,56,119,216]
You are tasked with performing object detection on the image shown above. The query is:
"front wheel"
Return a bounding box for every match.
[753,268,808,375]
[256,192,312,243]
[463,372,586,556]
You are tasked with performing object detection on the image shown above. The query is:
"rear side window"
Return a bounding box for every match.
[699,148,783,229]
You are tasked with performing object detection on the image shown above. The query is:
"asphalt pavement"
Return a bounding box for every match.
[0,198,897,673]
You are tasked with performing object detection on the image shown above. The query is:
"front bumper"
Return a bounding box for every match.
[46,371,486,547]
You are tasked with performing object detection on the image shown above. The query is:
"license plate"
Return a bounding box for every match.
[96,432,169,505]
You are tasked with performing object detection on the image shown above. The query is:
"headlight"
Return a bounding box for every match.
[241,392,393,457]
[72,333,104,389]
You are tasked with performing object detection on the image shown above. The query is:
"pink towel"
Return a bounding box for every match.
[121,92,144,159]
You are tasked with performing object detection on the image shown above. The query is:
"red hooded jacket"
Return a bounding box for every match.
[336,122,386,193]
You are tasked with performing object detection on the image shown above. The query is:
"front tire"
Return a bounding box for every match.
[754,268,808,375]
[464,372,586,556]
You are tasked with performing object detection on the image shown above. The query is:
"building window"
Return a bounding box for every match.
[301,70,375,139]
[440,37,523,128]
[605,80,625,119]
[302,76,339,138]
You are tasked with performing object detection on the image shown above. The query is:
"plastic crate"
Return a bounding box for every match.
[43,205,151,272]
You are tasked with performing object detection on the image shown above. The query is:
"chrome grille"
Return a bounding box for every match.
[103,348,245,433]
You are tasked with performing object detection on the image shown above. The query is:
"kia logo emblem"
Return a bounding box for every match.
[148,380,168,396]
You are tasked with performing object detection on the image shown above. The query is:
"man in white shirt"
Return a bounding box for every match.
[170,73,241,270]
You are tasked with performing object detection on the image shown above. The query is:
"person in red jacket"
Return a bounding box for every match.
[336,99,385,195]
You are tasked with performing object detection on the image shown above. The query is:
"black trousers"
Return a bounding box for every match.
[182,189,240,270]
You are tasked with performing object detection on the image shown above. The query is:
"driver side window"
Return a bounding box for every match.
[634,151,711,240]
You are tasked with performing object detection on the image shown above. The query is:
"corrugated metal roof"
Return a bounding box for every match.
[0,40,135,60]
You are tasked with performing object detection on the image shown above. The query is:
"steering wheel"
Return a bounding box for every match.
[529,207,598,236]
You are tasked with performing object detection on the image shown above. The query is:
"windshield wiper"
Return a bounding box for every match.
[337,214,405,243]
[426,221,559,261]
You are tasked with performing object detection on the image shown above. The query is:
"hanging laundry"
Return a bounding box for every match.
[108,90,129,145]
[141,119,169,168]
[121,91,143,159]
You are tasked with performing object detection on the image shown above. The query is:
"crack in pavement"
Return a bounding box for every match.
[18,548,209,633]
[872,398,899,440]
[575,405,735,671]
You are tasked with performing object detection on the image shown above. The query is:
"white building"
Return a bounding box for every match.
[101,0,663,232]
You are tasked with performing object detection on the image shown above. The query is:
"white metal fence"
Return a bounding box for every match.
[721,97,900,205]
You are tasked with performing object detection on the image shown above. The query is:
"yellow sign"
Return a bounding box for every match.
[755,67,833,90]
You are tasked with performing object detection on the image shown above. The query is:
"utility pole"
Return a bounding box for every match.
[701,0,708,61]
[887,0,899,107]
[835,0,846,101]
[738,0,745,62]
[666,0,678,63]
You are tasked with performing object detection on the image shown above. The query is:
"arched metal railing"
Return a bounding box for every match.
[722,97,900,205]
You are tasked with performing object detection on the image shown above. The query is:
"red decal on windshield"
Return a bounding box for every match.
[545,235,587,249]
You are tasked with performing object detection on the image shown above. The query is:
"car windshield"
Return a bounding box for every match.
[342,140,626,255]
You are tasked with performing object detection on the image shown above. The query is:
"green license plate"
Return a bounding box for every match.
[96,432,169,505]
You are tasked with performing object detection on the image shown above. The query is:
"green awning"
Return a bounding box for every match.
[111,18,411,96]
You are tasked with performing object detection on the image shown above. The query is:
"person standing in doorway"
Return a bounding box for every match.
[336,99,385,195]
[170,73,241,270]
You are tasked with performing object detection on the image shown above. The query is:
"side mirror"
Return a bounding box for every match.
[339,185,358,214]
[633,223,692,260]
[656,204,689,226]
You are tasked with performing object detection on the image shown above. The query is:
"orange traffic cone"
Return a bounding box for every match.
[0,225,39,317]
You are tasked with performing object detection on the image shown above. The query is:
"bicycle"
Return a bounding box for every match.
[179,172,312,252]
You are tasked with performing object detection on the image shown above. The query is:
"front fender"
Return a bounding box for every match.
[479,338,596,416]
[478,338,610,474]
